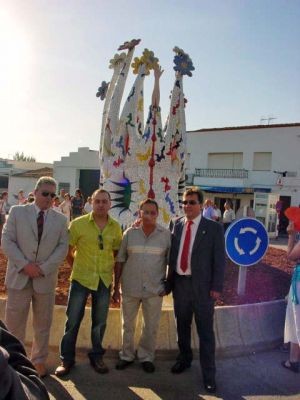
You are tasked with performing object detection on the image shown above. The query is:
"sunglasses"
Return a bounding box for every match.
[41,191,56,199]
[98,234,104,250]
[182,200,200,206]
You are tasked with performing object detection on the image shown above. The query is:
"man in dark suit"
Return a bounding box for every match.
[168,187,225,393]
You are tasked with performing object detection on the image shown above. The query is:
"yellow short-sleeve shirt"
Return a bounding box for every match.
[69,213,122,290]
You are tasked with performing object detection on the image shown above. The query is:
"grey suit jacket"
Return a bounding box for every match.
[1,204,69,294]
[169,216,225,303]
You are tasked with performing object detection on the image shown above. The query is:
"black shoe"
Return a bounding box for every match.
[115,359,134,370]
[89,357,109,374]
[171,361,191,374]
[204,380,217,393]
[142,361,155,373]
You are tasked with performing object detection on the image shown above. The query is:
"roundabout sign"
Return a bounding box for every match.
[225,218,269,266]
[225,218,269,295]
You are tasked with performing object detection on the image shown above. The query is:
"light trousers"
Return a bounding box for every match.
[120,295,163,362]
[5,281,55,364]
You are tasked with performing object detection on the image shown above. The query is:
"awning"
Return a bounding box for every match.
[197,186,271,194]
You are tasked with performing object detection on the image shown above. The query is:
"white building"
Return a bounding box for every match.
[186,123,300,234]
[53,147,100,198]
[51,123,300,234]
[0,159,53,204]
[8,167,53,204]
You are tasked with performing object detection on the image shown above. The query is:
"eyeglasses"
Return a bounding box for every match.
[41,191,56,199]
[98,234,104,250]
[182,200,200,206]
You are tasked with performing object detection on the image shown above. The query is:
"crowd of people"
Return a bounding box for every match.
[0,187,93,226]
[197,198,236,233]
[0,177,298,398]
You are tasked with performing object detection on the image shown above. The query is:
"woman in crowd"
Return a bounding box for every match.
[71,189,84,219]
[223,200,235,233]
[60,193,72,223]
[83,196,93,214]
[17,190,26,205]
[282,221,300,373]
[52,196,62,213]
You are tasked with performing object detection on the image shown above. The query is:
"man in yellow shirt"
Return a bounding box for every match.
[55,189,122,377]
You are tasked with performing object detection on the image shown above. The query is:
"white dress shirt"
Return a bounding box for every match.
[176,213,202,275]
[34,204,49,223]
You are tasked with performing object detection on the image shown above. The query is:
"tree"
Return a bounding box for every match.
[13,152,36,162]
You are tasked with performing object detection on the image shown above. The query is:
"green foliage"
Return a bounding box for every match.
[13,152,36,162]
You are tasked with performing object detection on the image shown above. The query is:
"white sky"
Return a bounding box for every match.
[0,0,299,162]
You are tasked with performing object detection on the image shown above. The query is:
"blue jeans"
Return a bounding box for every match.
[60,279,110,362]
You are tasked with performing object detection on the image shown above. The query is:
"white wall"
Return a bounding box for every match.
[8,177,37,205]
[187,125,300,206]
[53,147,99,196]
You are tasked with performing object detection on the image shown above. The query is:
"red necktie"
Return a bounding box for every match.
[37,211,44,244]
[180,221,193,272]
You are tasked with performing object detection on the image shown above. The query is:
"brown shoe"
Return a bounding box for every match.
[55,360,75,377]
[90,357,109,374]
[34,363,48,378]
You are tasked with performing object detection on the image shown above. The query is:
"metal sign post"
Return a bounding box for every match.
[237,266,247,295]
[225,218,269,296]
[237,206,250,295]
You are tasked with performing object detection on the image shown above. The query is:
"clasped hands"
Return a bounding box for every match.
[21,263,44,278]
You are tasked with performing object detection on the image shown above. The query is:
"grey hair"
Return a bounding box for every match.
[35,176,57,190]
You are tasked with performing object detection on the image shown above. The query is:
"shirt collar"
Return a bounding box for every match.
[139,223,162,235]
[184,213,201,226]
[34,203,49,216]
[89,212,112,225]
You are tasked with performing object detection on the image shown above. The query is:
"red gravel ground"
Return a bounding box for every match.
[0,247,294,307]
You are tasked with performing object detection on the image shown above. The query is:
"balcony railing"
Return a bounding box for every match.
[194,168,248,179]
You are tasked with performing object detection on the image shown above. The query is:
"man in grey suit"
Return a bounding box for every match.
[1,176,68,378]
[167,187,225,393]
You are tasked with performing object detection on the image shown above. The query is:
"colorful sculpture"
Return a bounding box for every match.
[98,39,194,227]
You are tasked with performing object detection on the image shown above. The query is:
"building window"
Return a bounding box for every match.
[0,176,9,189]
[207,153,243,169]
[253,152,272,171]
[58,182,70,193]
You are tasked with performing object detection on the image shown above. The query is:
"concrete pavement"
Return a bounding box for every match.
[268,236,288,250]
[43,347,300,400]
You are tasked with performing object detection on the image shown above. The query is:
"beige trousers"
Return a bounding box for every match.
[5,281,55,364]
[120,295,163,362]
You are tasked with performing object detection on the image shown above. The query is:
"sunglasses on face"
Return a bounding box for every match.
[98,234,104,250]
[41,191,56,199]
[182,200,200,206]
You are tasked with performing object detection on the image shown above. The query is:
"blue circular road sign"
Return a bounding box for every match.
[225,218,269,266]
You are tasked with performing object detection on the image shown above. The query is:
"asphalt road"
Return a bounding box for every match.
[44,347,300,400]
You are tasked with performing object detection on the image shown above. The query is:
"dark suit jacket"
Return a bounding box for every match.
[0,321,49,400]
[168,216,225,303]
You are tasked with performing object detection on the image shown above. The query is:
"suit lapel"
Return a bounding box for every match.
[27,204,38,241]
[175,218,185,242]
[192,217,209,252]
[42,209,55,241]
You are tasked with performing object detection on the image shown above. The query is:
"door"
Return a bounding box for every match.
[79,169,100,200]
